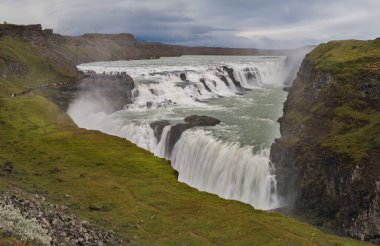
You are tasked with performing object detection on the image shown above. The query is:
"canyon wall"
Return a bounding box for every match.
[271,39,380,243]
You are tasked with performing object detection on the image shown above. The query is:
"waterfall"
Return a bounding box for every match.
[78,57,286,111]
[170,130,278,209]
[70,56,287,210]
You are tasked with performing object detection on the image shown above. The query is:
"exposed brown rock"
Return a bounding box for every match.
[0,192,122,245]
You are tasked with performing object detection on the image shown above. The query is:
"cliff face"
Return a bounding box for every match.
[271,38,380,243]
[0,57,26,80]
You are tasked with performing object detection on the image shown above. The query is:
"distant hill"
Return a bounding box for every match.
[0,23,288,66]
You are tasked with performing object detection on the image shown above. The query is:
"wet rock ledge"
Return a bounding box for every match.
[150,115,221,155]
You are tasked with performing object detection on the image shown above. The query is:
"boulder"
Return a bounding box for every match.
[180,73,187,81]
[184,115,221,126]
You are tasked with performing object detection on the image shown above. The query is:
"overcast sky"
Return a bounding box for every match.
[1,0,380,49]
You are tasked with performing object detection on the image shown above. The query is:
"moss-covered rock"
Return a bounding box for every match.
[271,38,380,243]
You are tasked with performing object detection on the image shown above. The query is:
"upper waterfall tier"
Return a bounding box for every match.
[78,56,287,111]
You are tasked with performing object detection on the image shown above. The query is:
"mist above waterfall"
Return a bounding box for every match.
[283,46,315,87]
[69,55,302,210]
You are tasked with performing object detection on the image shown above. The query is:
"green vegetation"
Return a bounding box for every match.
[0,36,76,96]
[307,38,380,72]
[326,105,380,161]
[0,36,368,245]
[283,38,380,161]
[312,39,380,160]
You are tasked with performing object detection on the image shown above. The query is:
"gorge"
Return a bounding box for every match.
[271,39,380,243]
[0,23,378,245]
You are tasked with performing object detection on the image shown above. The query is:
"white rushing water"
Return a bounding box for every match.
[70,56,288,210]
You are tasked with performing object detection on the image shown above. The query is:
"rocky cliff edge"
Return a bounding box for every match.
[271,38,380,243]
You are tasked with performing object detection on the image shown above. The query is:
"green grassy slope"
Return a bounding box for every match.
[308,38,380,71]
[283,38,380,161]
[309,38,380,160]
[0,36,369,245]
[0,36,76,97]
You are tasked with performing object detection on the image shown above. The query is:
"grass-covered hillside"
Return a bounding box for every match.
[0,36,76,97]
[0,34,369,245]
[271,38,380,243]
[307,38,380,160]
[280,38,380,161]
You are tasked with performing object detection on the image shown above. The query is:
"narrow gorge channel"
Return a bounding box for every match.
[68,55,291,210]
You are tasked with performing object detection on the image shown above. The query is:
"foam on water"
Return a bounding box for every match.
[78,56,286,111]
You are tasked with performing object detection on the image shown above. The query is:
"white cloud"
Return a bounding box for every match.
[237,12,368,39]
[0,0,379,49]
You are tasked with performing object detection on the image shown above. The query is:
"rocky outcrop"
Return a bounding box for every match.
[49,73,135,113]
[150,115,221,155]
[0,57,26,80]
[0,192,120,245]
[180,73,187,81]
[271,40,380,244]
[150,120,170,141]
[222,66,243,89]
[199,78,212,92]
[167,115,220,154]
[0,24,46,45]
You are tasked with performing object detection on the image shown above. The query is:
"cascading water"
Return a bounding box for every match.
[171,130,278,209]
[78,56,286,111]
[70,55,288,210]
